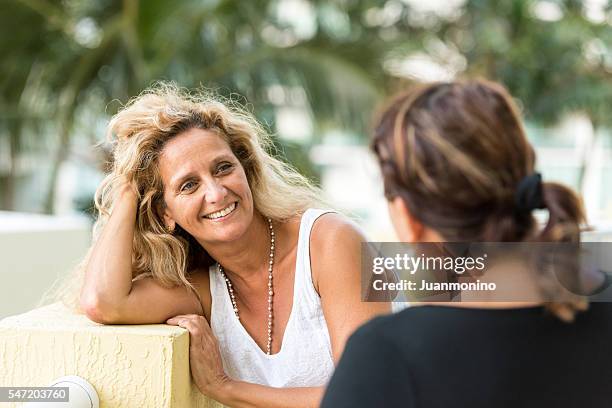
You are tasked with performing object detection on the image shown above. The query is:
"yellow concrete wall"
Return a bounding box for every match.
[0,303,225,407]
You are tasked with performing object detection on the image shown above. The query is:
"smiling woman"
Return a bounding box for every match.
[158,127,257,245]
[60,82,389,408]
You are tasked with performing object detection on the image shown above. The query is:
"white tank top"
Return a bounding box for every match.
[209,209,335,387]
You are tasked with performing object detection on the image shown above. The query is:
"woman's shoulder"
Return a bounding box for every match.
[309,211,366,248]
[347,306,446,351]
[309,212,365,266]
[356,305,548,346]
[306,211,366,290]
[282,209,364,245]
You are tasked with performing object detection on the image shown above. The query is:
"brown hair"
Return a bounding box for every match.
[371,79,587,320]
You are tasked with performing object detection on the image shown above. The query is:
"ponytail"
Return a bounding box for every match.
[539,182,586,242]
[538,182,588,322]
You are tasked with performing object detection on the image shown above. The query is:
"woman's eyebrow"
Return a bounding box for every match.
[212,154,236,164]
[169,154,235,187]
[170,171,197,189]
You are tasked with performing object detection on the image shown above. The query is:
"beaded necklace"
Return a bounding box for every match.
[218,217,275,354]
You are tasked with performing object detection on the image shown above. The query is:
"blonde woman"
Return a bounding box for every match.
[77,83,389,407]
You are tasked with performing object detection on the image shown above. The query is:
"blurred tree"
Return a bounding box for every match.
[0,1,69,209]
[1,0,611,213]
[2,0,394,213]
[437,0,612,190]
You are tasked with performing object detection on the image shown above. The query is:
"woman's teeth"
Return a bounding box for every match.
[204,202,237,219]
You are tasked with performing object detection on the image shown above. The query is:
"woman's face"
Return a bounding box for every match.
[158,127,254,245]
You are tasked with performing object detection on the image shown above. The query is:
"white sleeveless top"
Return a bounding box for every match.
[209,209,335,387]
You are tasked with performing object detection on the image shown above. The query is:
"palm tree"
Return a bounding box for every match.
[2,0,395,213]
[3,0,611,213]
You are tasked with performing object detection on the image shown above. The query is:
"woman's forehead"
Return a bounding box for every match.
[161,128,232,161]
[158,128,235,180]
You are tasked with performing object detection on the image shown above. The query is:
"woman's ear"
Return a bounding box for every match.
[158,201,176,233]
[163,213,176,233]
[388,197,424,242]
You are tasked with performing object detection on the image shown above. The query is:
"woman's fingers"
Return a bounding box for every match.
[166,314,203,325]
[166,316,182,325]
[168,315,204,350]
[167,314,212,349]
[166,314,228,397]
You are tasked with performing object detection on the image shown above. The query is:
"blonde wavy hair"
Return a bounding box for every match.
[52,82,325,310]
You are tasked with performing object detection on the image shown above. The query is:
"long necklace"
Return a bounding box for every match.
[218,217,275,355]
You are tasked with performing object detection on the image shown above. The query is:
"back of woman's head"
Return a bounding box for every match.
[371,79,588,321]
[371,79,585,243]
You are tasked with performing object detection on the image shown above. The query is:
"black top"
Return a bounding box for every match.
[322,303,612,408]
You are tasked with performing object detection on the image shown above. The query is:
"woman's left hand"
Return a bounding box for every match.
[166,314,231,399]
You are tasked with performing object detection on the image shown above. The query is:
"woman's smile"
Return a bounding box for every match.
[203,201,238,221]
[159,127,255,244]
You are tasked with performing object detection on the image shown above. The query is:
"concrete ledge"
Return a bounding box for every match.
[0,303,225,407]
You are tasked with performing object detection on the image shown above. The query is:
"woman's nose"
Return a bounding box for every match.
[204,181,227,204]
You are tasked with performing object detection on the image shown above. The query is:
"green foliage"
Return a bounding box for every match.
[1,0,390,212]
[1,0,611,212]
[442,0,612,125]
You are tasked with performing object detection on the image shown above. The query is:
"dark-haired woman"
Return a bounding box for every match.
[321,79,612,408]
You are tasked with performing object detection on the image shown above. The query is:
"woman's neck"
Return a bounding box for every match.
[440,260,544,308]
[202,212,272,283]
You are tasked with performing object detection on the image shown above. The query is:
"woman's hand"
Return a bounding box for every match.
[167,314,325,408]
[115,176,139,203]
[166,314,232,400]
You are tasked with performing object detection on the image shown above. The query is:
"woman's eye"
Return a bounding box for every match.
[180,181,197,192]
[216,163,233,174]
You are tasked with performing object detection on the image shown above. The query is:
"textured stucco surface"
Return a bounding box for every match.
[0,303,225,407]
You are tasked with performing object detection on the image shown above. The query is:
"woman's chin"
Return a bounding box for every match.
[198,208,251,243]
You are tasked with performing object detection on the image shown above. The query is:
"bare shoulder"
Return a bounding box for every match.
[310,213,367,289]
[311,212,366,251]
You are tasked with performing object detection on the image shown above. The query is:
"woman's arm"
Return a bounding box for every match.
[166,214,391,407]
[167,314,324,408]
[218,382,323,408]
[311,213,392,361]
[80,184,204,324]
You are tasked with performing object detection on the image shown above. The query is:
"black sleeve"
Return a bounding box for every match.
[321,323,416,408]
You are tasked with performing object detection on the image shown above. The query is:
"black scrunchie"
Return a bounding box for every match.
[514,172,546,213]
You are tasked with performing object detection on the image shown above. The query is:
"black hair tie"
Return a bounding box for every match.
[514,172,546,213]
